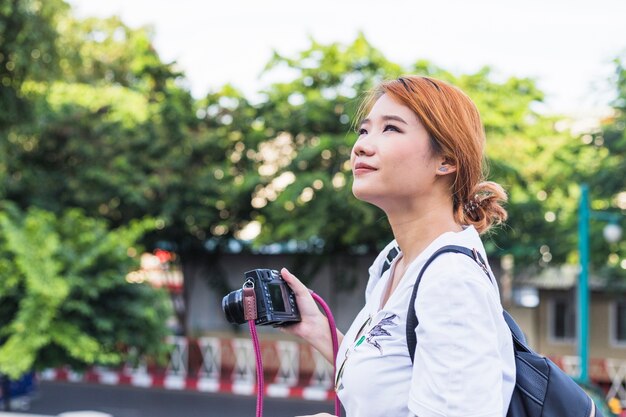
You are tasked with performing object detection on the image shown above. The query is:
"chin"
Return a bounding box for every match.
[352,186,383,206]
[351,184,368,200]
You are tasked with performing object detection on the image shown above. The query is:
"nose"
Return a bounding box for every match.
[352,138,375,157]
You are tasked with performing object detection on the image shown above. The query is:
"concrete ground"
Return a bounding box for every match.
[1,381,336,417]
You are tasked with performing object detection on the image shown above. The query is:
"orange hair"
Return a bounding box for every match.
[357,75,507,234]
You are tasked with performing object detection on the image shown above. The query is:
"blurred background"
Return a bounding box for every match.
[1,0,626,416]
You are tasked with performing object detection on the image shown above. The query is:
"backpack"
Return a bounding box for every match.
[381,244,601,417]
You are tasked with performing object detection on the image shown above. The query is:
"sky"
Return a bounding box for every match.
[67,0,626,120]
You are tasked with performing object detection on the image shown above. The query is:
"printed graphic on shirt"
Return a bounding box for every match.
[365,313,397,354]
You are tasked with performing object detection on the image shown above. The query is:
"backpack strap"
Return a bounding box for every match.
[380,245,400,277]
[405,245,493,363]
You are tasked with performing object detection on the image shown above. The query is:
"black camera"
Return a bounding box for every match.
[222,269,301,326]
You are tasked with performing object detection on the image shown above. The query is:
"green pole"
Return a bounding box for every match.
[578,184,590,383]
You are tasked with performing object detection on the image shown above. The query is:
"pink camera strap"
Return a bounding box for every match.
[247,289,341,417]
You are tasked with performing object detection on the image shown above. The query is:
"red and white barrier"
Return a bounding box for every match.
[40,335,335,401]
[41,341,626,406]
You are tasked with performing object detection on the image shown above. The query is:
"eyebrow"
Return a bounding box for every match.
[359,115,409,126]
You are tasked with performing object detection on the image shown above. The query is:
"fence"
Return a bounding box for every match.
[40,336,626,406]
[40,335,335,401]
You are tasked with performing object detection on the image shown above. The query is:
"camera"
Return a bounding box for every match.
[222,269,301,326]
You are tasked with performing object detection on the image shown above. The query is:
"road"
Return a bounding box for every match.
[9,381,336,417]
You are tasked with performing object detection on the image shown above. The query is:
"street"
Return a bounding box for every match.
[10,381,336,417]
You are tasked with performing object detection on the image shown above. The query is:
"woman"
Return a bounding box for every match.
[281,76,516,417]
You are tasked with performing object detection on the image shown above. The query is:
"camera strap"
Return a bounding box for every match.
[243,280,258,321]
[243,278,264,417]
[245,281,341,417]
[310,290,342,417]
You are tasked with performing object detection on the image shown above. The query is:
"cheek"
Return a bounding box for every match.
[389,142,435,174]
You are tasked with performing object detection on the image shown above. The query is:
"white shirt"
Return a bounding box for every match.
[335,226,515,417]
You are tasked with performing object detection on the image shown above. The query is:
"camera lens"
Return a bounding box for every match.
[222,289,246,324]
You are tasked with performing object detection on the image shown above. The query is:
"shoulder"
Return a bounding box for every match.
[422,251,497,294]
[414,249,502,318]
[417,228,498,295]
[424,250,492,285]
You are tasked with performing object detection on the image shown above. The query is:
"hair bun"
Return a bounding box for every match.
[459,181,508,234]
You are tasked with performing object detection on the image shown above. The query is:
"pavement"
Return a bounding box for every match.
[0,414,52,417]
[1,381,335,417]
[1,413,112,417]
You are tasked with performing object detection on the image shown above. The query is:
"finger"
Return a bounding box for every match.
[281,268,309,295]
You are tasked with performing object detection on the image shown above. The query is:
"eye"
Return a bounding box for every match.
[383,124,401,133]
[357,127,368,136]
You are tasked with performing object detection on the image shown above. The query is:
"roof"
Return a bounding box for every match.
[514,264,626,291]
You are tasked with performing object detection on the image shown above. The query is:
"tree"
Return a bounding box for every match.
[249,35,587,282]
[0,9,257,332]
[579,55,626,279]
[0,204,172,380]
[4,0,622,316]
[254,36,401,242]
[0,5,173,402]
[0,0,65,129]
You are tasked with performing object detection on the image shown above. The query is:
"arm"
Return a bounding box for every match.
[408,256,508,417]
[280,268,344,364]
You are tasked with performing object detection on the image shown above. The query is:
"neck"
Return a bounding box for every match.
[385,198,461,264]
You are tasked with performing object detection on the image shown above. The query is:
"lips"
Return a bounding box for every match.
[353,161,377,175]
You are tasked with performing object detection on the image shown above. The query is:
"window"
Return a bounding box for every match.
[611,300,626,346]
[549,296,576,342]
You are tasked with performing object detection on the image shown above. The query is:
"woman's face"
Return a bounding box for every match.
[351,94,445,209]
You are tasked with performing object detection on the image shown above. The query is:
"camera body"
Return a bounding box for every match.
[222,269,301,326]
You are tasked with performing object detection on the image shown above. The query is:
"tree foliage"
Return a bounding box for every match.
[0,3,174,376]
[0,0,65,128]
[582,55,626,279]
[0,204,171,379]
[248,37,595,277]
[1,0,625,350]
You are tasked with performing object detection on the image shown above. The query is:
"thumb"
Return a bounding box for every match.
[281,268,309,296]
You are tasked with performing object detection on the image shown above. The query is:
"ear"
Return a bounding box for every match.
[435,159,457,176]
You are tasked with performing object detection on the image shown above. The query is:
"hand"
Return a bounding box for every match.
[280,268,327,340]
[280,268,343,363]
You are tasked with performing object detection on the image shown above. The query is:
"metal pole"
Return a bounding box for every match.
[578,184,590,383]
